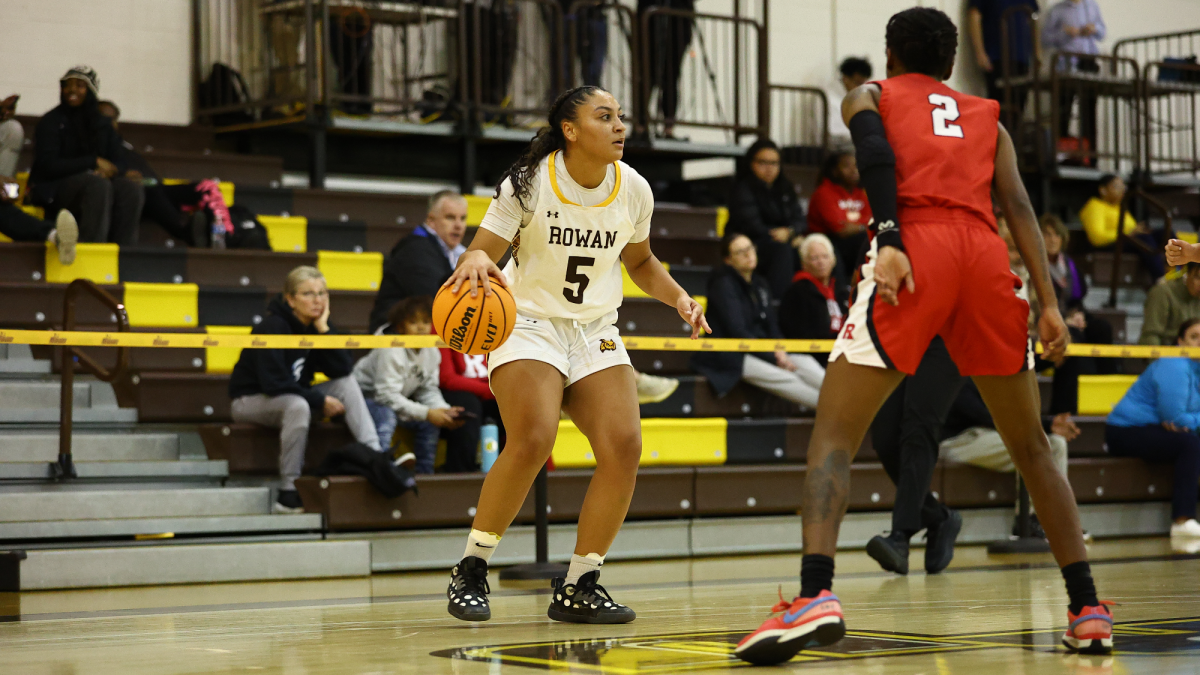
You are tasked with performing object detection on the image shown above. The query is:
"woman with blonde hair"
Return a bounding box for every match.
[228,266,381,513]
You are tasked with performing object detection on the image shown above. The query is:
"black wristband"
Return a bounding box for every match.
[874,223,905,252]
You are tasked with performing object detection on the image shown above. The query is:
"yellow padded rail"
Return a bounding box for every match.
[45,243,118,284]
[716,206,729,237]
[205,325,251,373]
[552,418,727,468]
[318,250,384,291]
[1077,374,1138,416]
[123,282,199,328]
[259,215,308,252]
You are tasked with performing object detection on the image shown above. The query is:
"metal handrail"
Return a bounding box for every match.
[56,279,130,479]
[1108,187,1174,307]
[767,84,828,163]
[1114,29,1200,66]
[567,0,640,128]
[639,6,767,138]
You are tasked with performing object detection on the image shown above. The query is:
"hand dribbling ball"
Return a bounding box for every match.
[434,279,516,355]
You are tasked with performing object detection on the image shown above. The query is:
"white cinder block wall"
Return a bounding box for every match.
[0,0,1195,126]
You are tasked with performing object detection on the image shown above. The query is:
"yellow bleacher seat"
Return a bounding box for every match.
[694,295,707,312]
[204,325,252,374]
[161,179,234,206]
[318,250,383,291]
[1077,374,1138,416]
[259,215,308,252]
[621,261,670,298]
[716,206,729,237]
[465,194,491,227]
[123,282,199,328]
[45,243,118,284]
[552,418,727,469]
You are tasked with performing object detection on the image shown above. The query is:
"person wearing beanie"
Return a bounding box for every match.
[27,65,144,245]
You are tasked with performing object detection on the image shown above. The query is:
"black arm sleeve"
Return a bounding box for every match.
[848,109,902,251]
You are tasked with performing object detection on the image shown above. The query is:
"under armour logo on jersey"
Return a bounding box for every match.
[876,220,897,233]
[599,339,617,353]
[547,211,560,219]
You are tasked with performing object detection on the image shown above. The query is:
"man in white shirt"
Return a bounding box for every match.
[828,57,874,141]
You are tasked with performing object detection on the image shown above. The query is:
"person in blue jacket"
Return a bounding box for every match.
[1106,317,1200,538]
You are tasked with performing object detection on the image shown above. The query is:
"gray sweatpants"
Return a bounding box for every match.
[0,118,23,178]
[741,353,825,409]
[939,427,1069,515]
[230,375,381,489]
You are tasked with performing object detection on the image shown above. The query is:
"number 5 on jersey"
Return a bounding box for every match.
[563,256,595,304]
[929,93,964,138]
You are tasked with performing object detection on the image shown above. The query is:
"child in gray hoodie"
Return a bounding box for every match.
[354,296,464,473]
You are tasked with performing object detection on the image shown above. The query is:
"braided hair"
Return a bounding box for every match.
[885,7,958,80]
[494,85,607,210]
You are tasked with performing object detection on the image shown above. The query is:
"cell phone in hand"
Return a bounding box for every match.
[455,410,478,420]
[2,183,17,200]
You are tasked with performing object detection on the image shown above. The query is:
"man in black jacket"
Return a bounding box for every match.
[27,66,143,244]
[369,190,468,332]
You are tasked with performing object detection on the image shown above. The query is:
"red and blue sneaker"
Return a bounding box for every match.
[1062,601,1114,655]
[734,589,846,666]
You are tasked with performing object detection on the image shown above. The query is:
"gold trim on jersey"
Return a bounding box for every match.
[548,150,621,208]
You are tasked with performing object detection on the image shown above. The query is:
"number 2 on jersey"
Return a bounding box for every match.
[928,93,964,138]
[563,256,594,304]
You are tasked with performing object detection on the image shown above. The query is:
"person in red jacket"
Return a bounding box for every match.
[807,150,873,276]
[439,348,504,472]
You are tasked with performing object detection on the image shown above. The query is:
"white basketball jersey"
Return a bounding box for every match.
[502,152,637,322]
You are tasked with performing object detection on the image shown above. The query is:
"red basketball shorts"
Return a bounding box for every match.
[829,221,1033,376]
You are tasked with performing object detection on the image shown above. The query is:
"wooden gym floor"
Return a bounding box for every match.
[3,538,1199,674]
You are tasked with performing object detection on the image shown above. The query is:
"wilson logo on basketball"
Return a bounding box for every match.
[599,339,616,353]
[448,306,478,351]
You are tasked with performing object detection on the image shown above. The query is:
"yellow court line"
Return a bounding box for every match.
[0,329,1189,358]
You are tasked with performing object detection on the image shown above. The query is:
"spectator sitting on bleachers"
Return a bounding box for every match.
[1139,263,1200,346]
[778,233,848,365]
[26,66,144,245]
[1106,317,1200,539]
[0,93,22,177]
[941,378,1078,539]
[1079,173,1163,284]
[228,266,381,514]
[692,233,824,409]
[369,190,467,332]
[355,296,467,475]
[440,344,501,474]
[806,150,871,283]
[728,138,802,298]
[0,174,78,264]
[97,100,229,246]
[1043,213,1115,366]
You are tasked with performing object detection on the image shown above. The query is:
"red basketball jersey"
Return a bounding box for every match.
[877,73,1000,231]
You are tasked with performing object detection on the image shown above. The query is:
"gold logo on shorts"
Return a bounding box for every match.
[599,339,616,353]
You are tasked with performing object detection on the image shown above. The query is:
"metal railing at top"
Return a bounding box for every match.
[768,85,828,166]
[566,1,639,128]
[1114,29,1200,73]
[56,280,130,480]
[1142,60,1200,178]
[468,0,565,127]
[639,6,767,140]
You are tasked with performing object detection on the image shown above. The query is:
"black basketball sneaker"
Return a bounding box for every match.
[547,571,636,624]
[447,556,492,621]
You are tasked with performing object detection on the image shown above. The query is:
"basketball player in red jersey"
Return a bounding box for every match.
[735,8,1112,665]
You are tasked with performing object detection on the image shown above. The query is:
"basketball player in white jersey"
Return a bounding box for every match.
[442,86,709,624]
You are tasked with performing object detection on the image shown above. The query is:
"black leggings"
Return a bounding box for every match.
[1105,424,1200,520]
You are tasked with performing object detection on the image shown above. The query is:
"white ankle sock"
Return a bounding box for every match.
[566,552,605,585]
[463,529,501,563]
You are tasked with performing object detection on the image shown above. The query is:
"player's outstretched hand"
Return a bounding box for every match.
[1039,307,1070,364]
[1166,239,1200,267]
[874,246,915,306]
[677,295,711,340]
[444,250,506,298]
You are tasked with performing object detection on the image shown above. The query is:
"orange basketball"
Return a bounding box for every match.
[433,281,517,355]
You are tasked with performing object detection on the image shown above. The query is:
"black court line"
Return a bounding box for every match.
[2,550,1198,623]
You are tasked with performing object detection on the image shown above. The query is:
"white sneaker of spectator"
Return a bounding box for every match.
[1170,519,1200,538]
[636,372,679,404]
[52,209,78,266]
